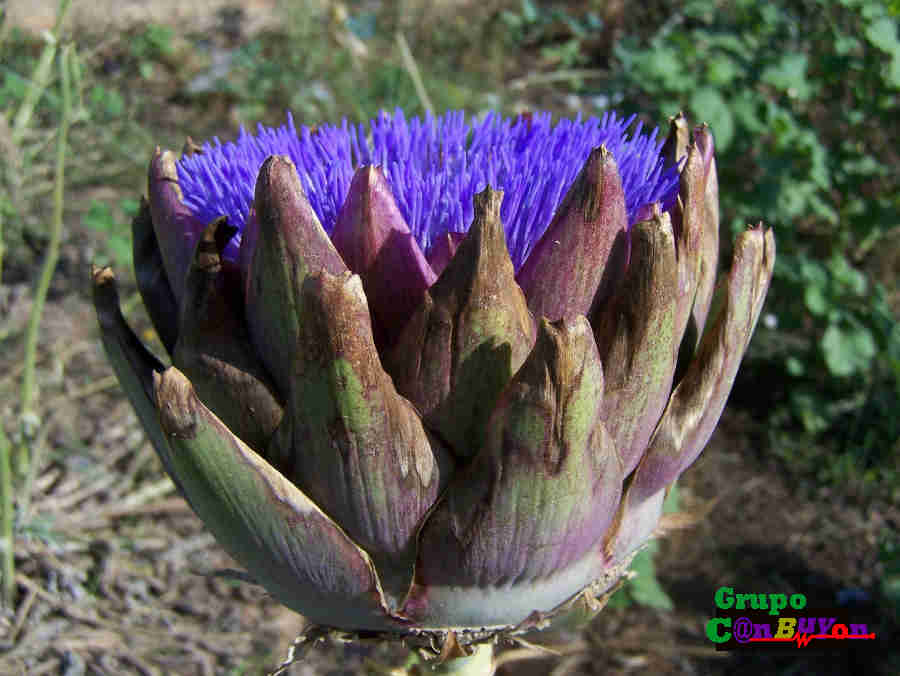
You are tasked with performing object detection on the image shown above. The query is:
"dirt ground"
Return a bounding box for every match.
[2,2,897,675]
[6,0,280,35]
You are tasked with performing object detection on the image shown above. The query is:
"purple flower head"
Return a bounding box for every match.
[95,109,777,645]
[176,109,680,269]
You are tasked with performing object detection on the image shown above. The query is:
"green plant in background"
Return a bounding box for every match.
[0,13,159,278]
[0,0,80,608]
[0,20,147,268]
[130,23,175,80]
[500,0,601,68]
[82,198,140,269]
[180,0,489,125]
[881,532,900,615]
[507,0,900,487]
[87,83,126,119]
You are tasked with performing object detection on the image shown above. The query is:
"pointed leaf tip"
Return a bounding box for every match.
[692,124,720,348]
[331,165,437,348]
[182,136,203,158]
[467,185,509,261]
[386,185,535,458]
[474,184,503,220]
[517,145,628,321]
[661,112,690,168]
[154,367,197,440]
[671,127,720,374]
[147,149,206,303]
[693,124,715,171]
[92,264,120,327]
[253,155,346,277]
[246,154,346,395]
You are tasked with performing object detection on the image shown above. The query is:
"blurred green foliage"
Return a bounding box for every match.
[82,198,139,269]
[881,531,900,613]
[129,23,175,80]
[0,23,155,276]
[177,1,491,125]
[500,0,602,68]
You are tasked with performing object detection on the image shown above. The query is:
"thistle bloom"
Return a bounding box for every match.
[93,109,773,659]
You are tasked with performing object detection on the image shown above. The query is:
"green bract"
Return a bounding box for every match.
[92,112,774,656]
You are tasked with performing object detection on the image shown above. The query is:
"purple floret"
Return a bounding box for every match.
[176,109,681,269]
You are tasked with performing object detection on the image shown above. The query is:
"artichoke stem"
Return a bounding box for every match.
[420,644,494,676]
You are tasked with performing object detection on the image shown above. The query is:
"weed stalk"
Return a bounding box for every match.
[0,0,74,607]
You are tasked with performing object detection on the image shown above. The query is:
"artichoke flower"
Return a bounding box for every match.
[92,109,773,658]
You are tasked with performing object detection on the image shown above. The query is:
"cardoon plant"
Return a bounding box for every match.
[92,109,773,674]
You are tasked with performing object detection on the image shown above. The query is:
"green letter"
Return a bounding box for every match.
[714,586,734,609]
[768,593,788,616]
[706,617,731,643]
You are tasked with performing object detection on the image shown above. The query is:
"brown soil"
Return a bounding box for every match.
[7,0,281,36]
